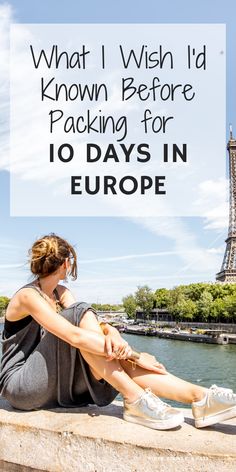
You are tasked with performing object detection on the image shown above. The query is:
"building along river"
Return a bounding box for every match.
[0,324,235,409]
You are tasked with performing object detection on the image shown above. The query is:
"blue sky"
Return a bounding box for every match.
[0,0,235,303]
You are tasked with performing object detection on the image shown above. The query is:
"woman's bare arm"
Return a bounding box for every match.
[18,288,108,356]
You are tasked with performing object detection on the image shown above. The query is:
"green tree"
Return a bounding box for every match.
[210,297,226,322]
[208,283,227,301]
[167,286,197,321]
[92,282,236,324]
[184,283,208,302]
[168,286,186,317]
[0,296,10,315]
[91,303,123,312]
[135,285,154,318]
[175,298,197,321]
[122,294,137,319]
[223,294,236,322]
[197,291,213,322]
[154,288,170,308]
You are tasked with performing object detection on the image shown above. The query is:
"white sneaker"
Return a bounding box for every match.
[123,388,184,430]
[192,384,236,428]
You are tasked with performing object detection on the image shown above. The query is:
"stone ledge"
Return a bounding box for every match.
[0,396,236,472]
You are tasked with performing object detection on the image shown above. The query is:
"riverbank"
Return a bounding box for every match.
[0,395,235,472]
[123,326,236,344]
[116,324,236,345]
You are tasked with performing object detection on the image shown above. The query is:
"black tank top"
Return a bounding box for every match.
[3,287,62,338]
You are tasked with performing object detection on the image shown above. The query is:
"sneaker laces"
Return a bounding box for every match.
[200,385,236,420]
[210,384,236,401]
[143,388,169,413]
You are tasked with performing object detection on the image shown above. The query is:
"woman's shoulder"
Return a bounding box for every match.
[56,283,67,293]
[5,283,41,321]
[56,284,76,308]
[7,284,44,314]
[12,282,41,298]
[55,284,73,295]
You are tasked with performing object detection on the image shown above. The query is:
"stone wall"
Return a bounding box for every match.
[0,396,235,472]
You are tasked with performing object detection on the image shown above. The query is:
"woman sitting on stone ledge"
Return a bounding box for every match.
[1,233,236,431]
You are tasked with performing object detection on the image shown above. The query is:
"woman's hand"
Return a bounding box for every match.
[133,352,167,374]
[101,324,133,360]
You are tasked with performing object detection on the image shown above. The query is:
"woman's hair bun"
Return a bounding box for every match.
[29,237,58,261]
[28,233,77,280]
[44,238,58,257]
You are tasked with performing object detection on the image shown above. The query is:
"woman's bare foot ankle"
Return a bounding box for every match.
[192,388,208,403]
[123,388,144,404]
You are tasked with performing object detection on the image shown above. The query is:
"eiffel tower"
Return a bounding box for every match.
[216,126,236,282]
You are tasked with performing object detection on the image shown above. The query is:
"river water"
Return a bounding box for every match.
[122,333,236,407]
[0,324,235,408]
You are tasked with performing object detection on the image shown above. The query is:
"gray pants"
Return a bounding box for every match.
[1,302,118,411]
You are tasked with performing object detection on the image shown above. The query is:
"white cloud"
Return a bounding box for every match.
[194,178,229,231]
[0,239,22,250]
[79,249,210,264]
[75,273,212,285]
[203,214,228,231]
[131,217,225,277]
[207,245,225,255]
[197,178,228,198]
[0,263,25,269]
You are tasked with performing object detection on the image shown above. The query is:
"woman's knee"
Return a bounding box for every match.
[60,302,100,331]
[79,309,101,333]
